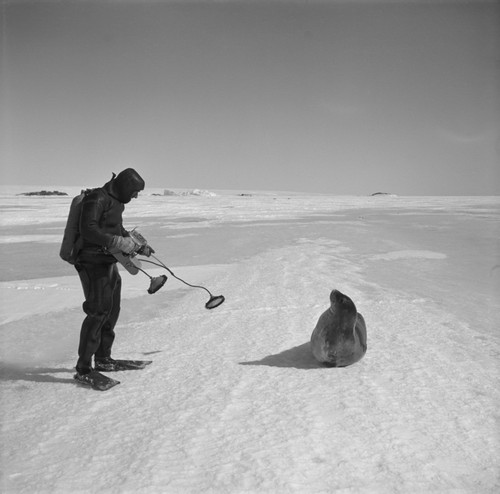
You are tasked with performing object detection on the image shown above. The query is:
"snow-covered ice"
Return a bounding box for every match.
[1,188,499,493]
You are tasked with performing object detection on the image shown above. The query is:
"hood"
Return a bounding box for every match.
[111,168,145,204]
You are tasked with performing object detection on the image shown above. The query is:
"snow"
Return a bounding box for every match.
[370,251,447,261]
[1,188,499,493]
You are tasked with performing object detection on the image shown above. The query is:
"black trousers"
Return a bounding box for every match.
[75,261,122,373]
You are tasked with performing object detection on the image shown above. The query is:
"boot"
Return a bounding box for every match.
[94,356,119,372]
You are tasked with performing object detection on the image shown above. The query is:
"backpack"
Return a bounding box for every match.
[59,189,93,264]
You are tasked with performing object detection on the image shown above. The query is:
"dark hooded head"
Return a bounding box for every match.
[112,168,145,204]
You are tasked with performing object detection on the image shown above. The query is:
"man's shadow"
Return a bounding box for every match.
[239,342,324,370]
[0,364,75,384]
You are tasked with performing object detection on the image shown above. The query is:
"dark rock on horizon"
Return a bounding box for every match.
[18,190,68,196]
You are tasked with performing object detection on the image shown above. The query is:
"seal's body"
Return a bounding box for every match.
[310,290,367,367]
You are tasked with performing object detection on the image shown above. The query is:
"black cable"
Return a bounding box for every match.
[139,256,213,296]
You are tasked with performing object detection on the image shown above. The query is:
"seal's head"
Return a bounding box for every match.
[112,168,145,204]
[329,290,357,326]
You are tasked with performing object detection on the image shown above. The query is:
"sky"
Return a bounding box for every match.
[1,0,499,195]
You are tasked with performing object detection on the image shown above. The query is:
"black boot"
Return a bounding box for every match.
[94,357,119,372]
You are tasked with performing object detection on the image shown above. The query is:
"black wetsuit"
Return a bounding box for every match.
[75,169,145,374]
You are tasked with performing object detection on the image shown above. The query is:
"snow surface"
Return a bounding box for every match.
[1,188,499,493]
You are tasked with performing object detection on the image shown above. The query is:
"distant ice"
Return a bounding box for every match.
[370,250,447,261]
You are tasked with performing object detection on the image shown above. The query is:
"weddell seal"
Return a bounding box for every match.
[310,289,367,367]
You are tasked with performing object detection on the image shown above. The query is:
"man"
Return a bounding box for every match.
[73,168,152,385]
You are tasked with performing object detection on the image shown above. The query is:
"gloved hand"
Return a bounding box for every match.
[137,244,155,257]
[110,235,137,255]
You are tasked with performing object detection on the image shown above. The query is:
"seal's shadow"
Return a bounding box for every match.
[239,342,323,370]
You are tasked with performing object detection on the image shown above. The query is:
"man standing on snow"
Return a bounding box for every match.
[73,168,153,387]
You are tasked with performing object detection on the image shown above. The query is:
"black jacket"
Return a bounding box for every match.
[77,168,145,263]
[80,185,127,249]
[78,185,127,262]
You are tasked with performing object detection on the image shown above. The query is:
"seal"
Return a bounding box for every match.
[310,289,367,367]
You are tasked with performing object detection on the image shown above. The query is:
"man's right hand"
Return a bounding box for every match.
[110,235,137,255]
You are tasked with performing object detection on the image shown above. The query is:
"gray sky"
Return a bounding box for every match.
[1,0,499,195]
